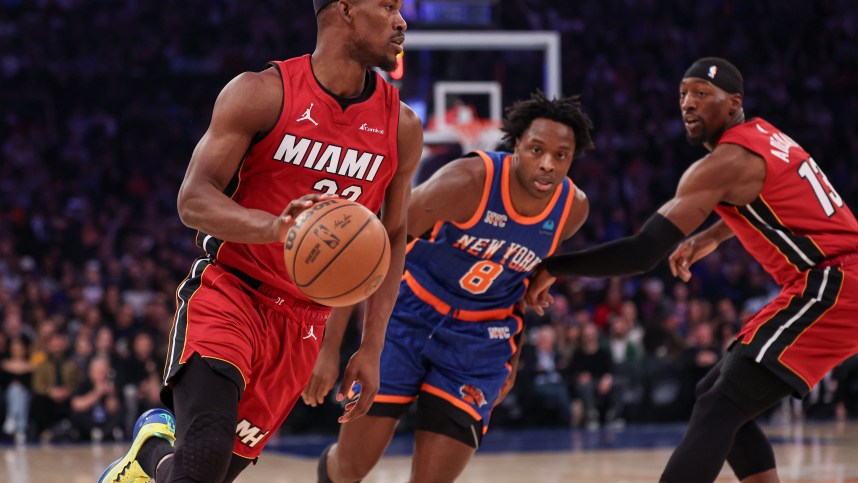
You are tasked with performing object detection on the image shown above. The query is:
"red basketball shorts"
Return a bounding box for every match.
[162,258,331,458]
[737,258,858,396]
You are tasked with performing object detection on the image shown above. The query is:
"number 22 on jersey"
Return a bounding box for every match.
[313,178,362,201]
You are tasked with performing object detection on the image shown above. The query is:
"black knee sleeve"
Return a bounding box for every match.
[728,422,777,480]
[661,384,749,483]
[182,411,236,482]
[694,359,723,399]
[416,391,483,449]
[719,349,794,416]
[661,351,793,483]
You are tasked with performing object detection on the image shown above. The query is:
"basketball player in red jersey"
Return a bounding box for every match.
[98,1,422,482]
[526,57,858,482]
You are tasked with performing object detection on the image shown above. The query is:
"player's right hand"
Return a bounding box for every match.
[668,235,718,282]
[523,264,556,316]
[273,193,338,242]
[301,348,340,407]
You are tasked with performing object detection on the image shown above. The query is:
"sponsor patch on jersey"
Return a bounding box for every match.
[459,384,488,407]
[539,219,556,236]
[359,122,385,134]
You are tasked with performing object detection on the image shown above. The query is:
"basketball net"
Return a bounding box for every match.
[425,102,504,154]
[455,118,503,154]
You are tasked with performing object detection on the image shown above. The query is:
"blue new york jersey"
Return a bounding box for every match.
[374,151,576,426]
[405,151,574,313]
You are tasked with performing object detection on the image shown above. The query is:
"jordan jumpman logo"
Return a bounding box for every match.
[297,103,319,126]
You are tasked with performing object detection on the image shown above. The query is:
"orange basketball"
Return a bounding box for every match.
[283,198,390,307]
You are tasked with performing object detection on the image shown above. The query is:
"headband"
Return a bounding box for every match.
[683,57,744,95]
[313,0,337,15]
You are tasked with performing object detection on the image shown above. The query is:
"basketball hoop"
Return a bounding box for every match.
[455,119,503,153]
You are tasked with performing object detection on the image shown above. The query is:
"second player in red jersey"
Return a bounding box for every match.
[526,57,858,482]
[714,117,858,287]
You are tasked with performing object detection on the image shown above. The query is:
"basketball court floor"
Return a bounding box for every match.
[4,421,858,482]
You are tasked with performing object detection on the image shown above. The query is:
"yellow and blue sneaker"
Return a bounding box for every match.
[98,408,176,483]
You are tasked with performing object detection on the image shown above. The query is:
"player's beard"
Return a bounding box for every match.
[375,54,396,72]
[354,39,397,72]
[685,124,707,146]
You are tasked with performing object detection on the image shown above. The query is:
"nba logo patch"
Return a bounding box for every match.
[708,65,718,78]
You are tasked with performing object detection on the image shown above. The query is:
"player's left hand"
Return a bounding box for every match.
[669,233,718,282]
[301,347,340,407]
[336,347,380,423]
[524,264,556,316]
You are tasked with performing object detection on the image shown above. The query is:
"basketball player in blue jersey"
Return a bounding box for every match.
[308,91,595,483]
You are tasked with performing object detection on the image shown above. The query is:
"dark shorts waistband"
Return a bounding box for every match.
[226,265,264,291]
[218,264,331,320]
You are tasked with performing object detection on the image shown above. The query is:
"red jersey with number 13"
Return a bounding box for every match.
[199,54,400,302]
[714,118,858,286]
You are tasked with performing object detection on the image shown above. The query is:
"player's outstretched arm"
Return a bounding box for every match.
[526,143,762,293]
[337,102,423,423]
[302,305,357,407]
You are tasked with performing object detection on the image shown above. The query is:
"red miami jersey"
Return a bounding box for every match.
[197,54,400,301]
[714,118,858,286]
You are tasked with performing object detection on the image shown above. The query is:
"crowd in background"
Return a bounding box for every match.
[2,0,858,444]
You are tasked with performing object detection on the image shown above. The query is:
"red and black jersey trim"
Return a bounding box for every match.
[160,257,249,410]
[737,197,825,270]
[737,265,843,396]
[196,232,225,258]
[191,158,242,259]
[163,257,212,387]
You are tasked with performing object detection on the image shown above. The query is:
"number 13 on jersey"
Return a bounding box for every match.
[459,260,504,294]
[798,157,843,217]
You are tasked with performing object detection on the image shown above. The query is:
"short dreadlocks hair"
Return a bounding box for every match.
[499,91,594,158]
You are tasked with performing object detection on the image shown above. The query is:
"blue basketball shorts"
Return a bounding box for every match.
[374,280,522,427]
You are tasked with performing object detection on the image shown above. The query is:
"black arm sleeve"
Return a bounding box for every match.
[542,213,686,277]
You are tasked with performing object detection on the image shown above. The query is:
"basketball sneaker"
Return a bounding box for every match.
[98,408,177,483]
